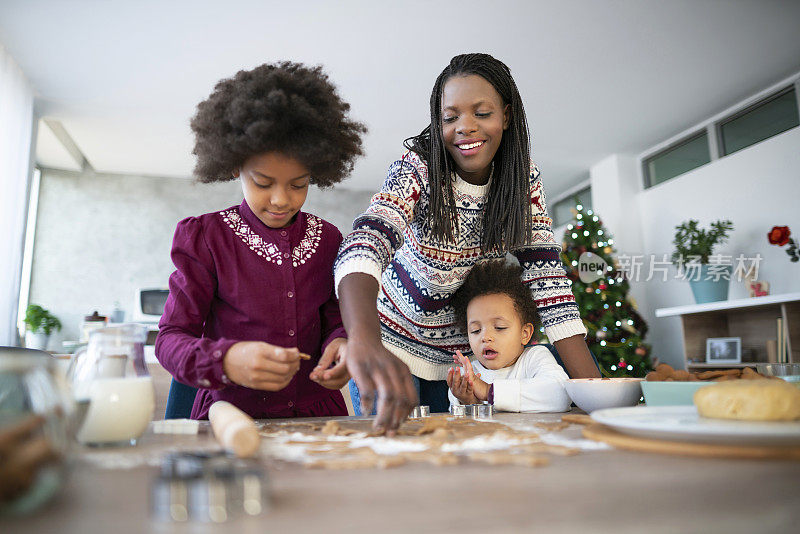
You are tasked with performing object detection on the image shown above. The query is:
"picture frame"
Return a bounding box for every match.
[706,337,742,364]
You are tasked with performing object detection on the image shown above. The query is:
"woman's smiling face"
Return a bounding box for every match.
[441,74,510,185]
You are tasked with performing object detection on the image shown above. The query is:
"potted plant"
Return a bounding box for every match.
[672,219,734,304]
[23,304,62,350]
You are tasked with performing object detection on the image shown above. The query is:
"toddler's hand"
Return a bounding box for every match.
[310,337,350,390]
[223,341,302,391]
[447,364,478,405]
[455,350,491,402]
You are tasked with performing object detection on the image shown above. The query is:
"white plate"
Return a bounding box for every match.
[591,406,800,445]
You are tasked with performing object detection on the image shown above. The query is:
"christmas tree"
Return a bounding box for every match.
[549,201,653,377]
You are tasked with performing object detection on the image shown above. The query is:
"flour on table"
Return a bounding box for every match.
[259,415,592,469]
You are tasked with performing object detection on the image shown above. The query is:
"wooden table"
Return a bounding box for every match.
[5,412,800,534]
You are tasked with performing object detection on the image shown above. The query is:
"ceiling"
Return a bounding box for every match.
[1,0,799,196]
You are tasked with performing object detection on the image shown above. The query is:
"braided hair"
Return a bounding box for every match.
[404,53,532,253]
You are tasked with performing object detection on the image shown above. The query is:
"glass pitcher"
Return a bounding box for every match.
[68,324,154,446]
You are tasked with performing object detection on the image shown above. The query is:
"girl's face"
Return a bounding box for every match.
[236,152,310,228]
[466,293,533,371]
[441,74,510,185]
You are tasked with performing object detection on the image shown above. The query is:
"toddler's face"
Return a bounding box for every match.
[237,152,310,228]
[440,74,509,185]
[466,293,533,370]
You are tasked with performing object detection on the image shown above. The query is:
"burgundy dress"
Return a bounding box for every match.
[155,200,348,420]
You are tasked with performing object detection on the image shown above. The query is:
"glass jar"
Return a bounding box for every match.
[0,347,70,516]
[79,311,107,343]
[69,324,154,446]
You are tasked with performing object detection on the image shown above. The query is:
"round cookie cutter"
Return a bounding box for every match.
[449,404,493,418]
[475,404,495,419]
[409,405,431,418]
[449,404,467,417]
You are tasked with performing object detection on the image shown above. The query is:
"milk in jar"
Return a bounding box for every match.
[69,324,154,445]
[76,376,154,445]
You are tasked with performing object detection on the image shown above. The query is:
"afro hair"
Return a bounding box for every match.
[190,61,366,186]
[451,260,540,333]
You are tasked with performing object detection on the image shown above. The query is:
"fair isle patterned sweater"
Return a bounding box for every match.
[334,151,586,381]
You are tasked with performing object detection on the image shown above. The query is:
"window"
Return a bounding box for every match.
[719,87,799,156]
[552,186,591,227]
[644,131,711,188]
[641,80,800,189]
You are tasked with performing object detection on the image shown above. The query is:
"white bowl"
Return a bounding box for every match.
[564,378,643,414]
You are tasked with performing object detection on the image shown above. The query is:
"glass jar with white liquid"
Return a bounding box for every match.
[68,324,154,446]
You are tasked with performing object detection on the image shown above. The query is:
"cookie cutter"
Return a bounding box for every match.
[449,404,467,417]
[465,404,481,417]
[475,403,495,419]
[151,451,268,523]
[409,405,431,418]
[450,404,493,418]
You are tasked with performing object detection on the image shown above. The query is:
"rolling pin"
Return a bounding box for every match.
[208,401,260,458]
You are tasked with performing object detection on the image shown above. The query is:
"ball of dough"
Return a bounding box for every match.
[694,380,800,421]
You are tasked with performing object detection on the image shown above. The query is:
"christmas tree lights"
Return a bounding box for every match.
[556,202,653,377]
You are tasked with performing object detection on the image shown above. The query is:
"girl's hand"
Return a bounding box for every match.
[455,350,490,402]
[310,337,350,390]
[446,366,478,405]
[223,341,302,391]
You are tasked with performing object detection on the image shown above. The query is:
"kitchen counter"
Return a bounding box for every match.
[5,412,799,534]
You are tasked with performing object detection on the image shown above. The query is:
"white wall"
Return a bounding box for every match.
[28,169,373,349]
[591,126,800,368]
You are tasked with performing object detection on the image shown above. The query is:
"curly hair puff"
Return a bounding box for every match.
[451,260,540,333]
[190,61,367,186]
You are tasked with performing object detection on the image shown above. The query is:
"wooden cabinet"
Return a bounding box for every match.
[655,292,800,369]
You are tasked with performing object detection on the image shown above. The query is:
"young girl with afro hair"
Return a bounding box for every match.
[156,62,366,420]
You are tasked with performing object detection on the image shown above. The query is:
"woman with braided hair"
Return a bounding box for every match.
[330,53,599,432]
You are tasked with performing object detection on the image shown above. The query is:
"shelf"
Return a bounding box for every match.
[654,293,800,370]
[655,292,800,318]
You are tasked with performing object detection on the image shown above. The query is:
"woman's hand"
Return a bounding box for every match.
[223,341,302,391]
[310,337,350,390]
[346,336,418,434]
[338,273,418,434]
[455,351,490,402]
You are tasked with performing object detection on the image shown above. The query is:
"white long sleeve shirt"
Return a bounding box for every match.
[448,345,572,413]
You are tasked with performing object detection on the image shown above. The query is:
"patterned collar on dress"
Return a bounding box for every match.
[220,202,322,267]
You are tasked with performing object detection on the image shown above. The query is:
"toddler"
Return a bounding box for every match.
[447,260,571,412]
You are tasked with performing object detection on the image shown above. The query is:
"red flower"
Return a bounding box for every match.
[768,226,791,246]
